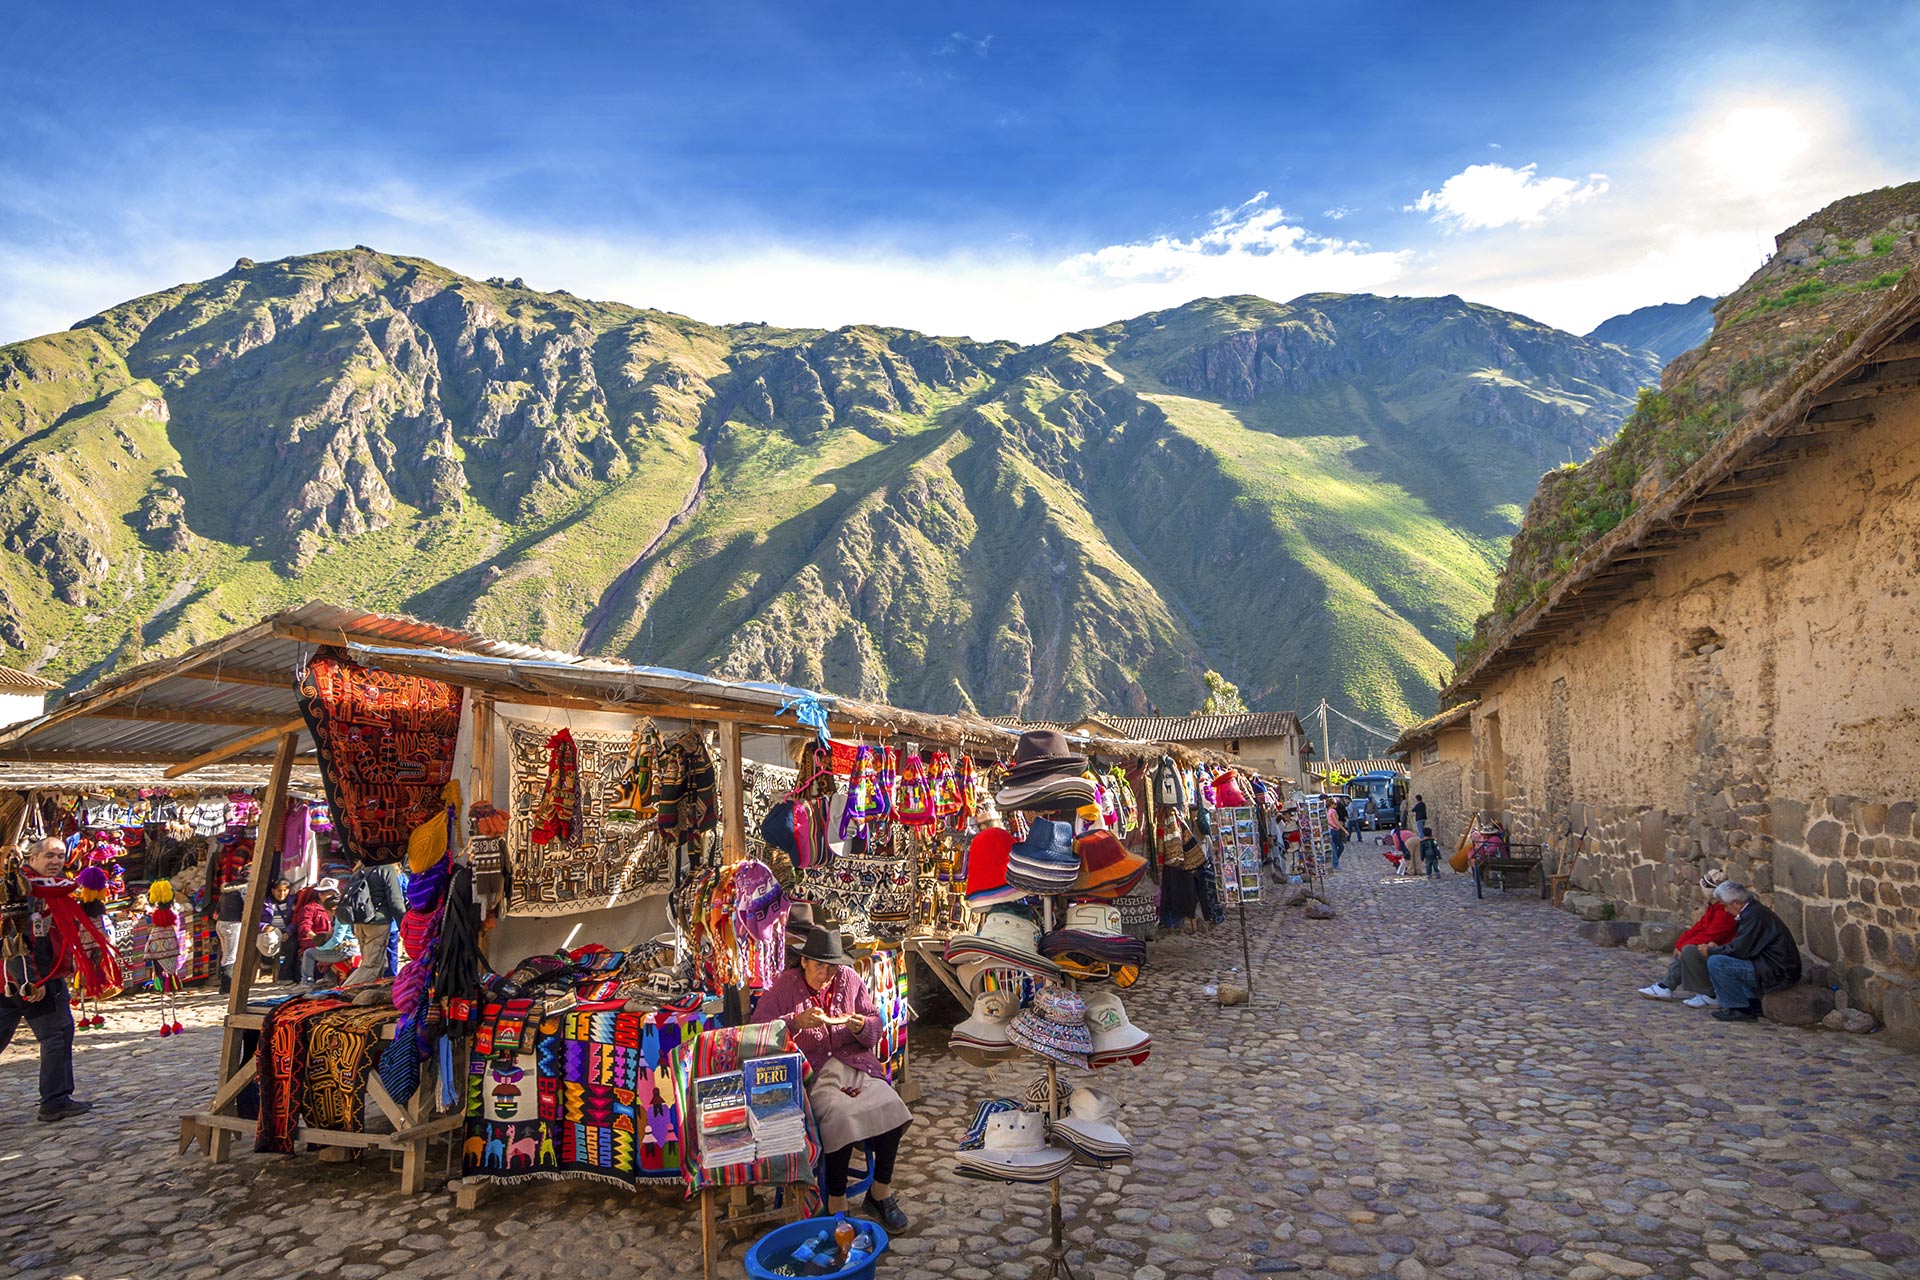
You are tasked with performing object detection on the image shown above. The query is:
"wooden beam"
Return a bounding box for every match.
[718,720,745,865]
[1813,375,1920,407]
[91,705,293,728]
[206,729,296,1162]
[6,791,36,844]
[1779,413,1873,437]
[163,718,308,779]
[0,749,274,766]
[175,667,297,691]
[469,694,495,808]
[1871,339,1920,364]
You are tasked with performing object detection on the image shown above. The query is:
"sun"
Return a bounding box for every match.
[1695,102,1817,198]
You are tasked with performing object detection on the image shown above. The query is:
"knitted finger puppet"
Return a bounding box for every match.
[144,879,189,1036]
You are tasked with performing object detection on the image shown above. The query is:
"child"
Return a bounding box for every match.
[1420,835,1443,879]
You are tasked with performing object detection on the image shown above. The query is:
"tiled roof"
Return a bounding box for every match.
[0,666,57,692]
[1312,757,1408,777]
[1388,701,1477,755]
[1096,712,1302,742]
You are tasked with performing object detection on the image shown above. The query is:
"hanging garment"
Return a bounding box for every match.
[530,729,581,847]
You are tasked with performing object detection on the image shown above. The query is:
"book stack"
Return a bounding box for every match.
[743,1053,808,1160]
[693,1071,756,1170]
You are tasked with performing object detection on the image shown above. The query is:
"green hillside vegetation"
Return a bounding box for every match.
[0,248,1660,747]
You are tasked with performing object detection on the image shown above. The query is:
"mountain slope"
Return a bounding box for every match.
[1586,295,1720,366]
[0,250,1658,742]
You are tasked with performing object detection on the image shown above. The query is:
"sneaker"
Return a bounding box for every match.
[37,1099,93,1123]
[1637,984,1676,1000]
[1683,994,1717,1009]
[864,1191,909,1233]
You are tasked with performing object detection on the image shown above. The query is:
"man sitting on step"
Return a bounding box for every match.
[1700,881,1803,1023]
[1637,868,1739,1007]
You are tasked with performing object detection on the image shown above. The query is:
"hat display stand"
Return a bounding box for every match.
[1037,895,1082,1280]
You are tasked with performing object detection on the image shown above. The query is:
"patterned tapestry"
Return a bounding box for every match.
[299,650,464,866]
[462,1006,717,1187]
[505,722,671,917]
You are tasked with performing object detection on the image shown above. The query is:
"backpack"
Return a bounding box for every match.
[339,871,379,926]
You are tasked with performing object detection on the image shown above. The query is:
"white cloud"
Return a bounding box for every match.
[1321,206,1355,221]
[935,32,992,56]
[1409,162,1610,231]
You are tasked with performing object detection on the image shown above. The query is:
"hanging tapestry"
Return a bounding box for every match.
[462,1005,717,1187]
[505,721,670,917]
[298,650,465,866]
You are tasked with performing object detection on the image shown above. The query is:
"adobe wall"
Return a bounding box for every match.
[1408,727,1472,848]
[1470,387,1920,1037]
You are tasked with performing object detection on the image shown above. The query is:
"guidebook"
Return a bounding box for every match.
[693,1069,756,1170]
[744,1052,808,1159]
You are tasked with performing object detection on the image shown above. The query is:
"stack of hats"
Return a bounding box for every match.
[954,1110,1074,1183]
[963,827,1025,908]
[1040,903,1147,972]
[995,730,1098,812]
[1082,988,1152,1067]
[1050,1087,1133,1166]
[1007,985,1093,1068]
[944,906,1060,980]
[1005,819,1081,892]
[1070,830,1148,899]
[949,989,1021,1067]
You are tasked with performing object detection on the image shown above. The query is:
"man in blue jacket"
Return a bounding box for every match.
[1702,881,1803,1022]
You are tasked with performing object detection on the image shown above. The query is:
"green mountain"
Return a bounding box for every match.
[1586,295,1720,366]
[0,250,1658,742]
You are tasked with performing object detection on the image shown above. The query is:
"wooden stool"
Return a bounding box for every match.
[698,1182,807,1280]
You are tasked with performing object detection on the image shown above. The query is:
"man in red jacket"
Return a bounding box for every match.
[1638,868,1738,1006]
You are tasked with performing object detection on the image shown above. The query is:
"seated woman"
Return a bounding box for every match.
[1638,868,1739,1006]
[750,926,912,1231]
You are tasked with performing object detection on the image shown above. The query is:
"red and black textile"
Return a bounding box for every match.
[298,649,464,866]
[256,995,350,1153]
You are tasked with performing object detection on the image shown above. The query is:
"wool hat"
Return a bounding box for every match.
[759,800,800,858]
[1005,819,1081,892]
[1070,830,1147,896]
[996,730,1096,810]
[1212,771,1249,808]
[1007,986,1093,1067]
[964,827,1025,907]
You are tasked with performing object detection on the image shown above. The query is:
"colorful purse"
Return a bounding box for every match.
[895,754,935,827]
[607,722,660,824]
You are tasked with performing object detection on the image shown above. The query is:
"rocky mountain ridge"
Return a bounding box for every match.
[0,250,1661,740]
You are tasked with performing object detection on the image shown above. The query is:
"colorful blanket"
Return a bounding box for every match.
[670,1022,820,1199]
[256,996,351,1153]
[305,1006,402,1132]
[299,650,464,866]
[505,721,671,917]
[463,1006,716,1187]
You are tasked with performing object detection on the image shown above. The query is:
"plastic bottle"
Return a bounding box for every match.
[833,1213,857,1268]
[788,1225,834,1273]
[843,1229,876,1271]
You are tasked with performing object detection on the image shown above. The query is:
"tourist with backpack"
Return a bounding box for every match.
[338,859,406,986]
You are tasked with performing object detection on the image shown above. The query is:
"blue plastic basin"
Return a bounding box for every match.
[744,1216,890,1280]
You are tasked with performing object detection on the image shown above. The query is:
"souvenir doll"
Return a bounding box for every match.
[71,865,123,1027]
[143,879,188,1036]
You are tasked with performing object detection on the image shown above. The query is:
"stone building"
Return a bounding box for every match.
[1446,271,1920,1039]
[1390,702,1476,848]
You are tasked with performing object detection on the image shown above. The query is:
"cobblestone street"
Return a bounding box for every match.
[5,854,1918,1280]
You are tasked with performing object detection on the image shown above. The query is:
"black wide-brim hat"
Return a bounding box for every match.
[798,924,848,965]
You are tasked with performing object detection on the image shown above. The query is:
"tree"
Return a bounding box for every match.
[1198,670,1248,715]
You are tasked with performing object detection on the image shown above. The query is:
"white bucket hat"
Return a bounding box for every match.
[950,989,1021,1066]
[1050,1087,1131,1163]
[1061,902,1124,936]
[954,1111,1074,1181]
[1081,988,1151,1063]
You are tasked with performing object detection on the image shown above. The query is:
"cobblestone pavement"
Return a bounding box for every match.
[5,853,1919,1280]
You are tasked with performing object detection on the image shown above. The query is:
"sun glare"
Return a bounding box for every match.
[1697,103,1817,197]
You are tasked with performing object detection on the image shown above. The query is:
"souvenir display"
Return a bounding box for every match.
[142,879,188,1037]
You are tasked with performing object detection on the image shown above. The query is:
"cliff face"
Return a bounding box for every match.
[0,250,1660,738]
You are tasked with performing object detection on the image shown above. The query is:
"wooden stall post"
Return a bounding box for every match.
[6,790,37,845]
[469,694,495,806]
[718,720,745,865]
[203,729,298,1162]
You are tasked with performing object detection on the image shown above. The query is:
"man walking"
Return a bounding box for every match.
[0,839,93,1122]
[339,859,406,986]
[1702,882,1802,1022]
[1411,794,1429,838]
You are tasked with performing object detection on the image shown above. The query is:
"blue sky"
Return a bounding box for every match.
[2,0,1916,343]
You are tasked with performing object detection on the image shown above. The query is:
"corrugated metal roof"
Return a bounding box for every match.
[1098,713,1304,742]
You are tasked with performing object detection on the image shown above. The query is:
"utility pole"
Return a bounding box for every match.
[1317,699,1333,791]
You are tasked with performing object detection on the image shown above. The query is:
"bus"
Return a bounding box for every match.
[1343,770,1406,831]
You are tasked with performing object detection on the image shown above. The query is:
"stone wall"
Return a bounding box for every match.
[1468,386,1920,1039]
[1408,727,1472,848]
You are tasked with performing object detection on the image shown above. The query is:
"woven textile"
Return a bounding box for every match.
[256,996,350,1153]
[504,721,670,917]
[304,1006,402,1132]
[463,1006,716,1188]
[298,650,464,866]
[670,1022,820,1198]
